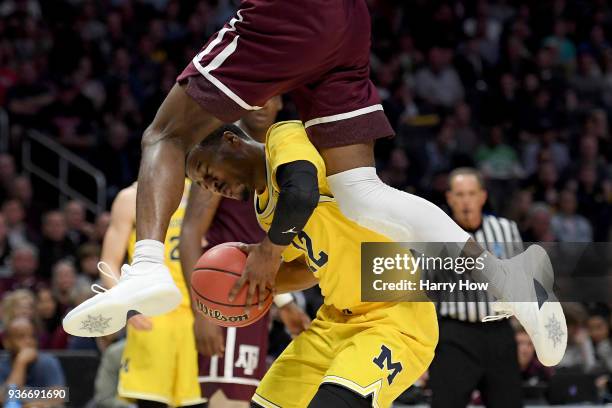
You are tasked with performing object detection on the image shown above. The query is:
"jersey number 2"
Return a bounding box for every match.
[169,236,180,261]
[296,231,328,267]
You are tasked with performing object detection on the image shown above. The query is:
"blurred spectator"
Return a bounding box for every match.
[522,87,558,132]
[570,135,607,181]
[522,202,556,242]
[575,163,611,241]
[36,285,67,350]
[506,189,534,232]
[95,120,139,200]
[51,260,88,317]
[527,161,560,207]
[452,102,478,156]
[569,51,605,104]
[523,126,570,176]
[414,46,465,110]
[475,125,523,212]
[0,317,66,395]
[1,289,36,328]
[5,61,54,128]
[10,175,43,232]
[516,327,553,384]
[63,200,94,247]
[91,211,111,245]
[559,303,597,372]
[586,306,612,373]
[77,243,101,285]
[543,19,576,67]
[74,56,106,111]
[379,148,411,191]
[37,210,76,279]
[551,189,593,242]
[0,153,16,203]
[2,199,36,247]
[0,0,42,19]
[425,121,457,184]
[0,213,13,277]
[454,35,492,95]
[485,72,523,127]
[43,78,96,153]
[0,244,41,295]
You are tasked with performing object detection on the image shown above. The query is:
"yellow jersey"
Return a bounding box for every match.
[127,180,191,308]
[255,121,392,312]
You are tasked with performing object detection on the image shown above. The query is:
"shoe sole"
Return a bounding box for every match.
[63,282,182,337]
[520,245,567,366]
[531,299,567,366]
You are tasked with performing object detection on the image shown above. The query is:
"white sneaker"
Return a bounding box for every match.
[483,245,567,366]
[62,262,182,337]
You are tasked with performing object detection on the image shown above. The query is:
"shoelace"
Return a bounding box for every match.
[91,261,121,295]
[482,302,514,322]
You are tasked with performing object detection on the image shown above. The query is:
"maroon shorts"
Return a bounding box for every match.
[177,0,393,148]
[199,314,269,402]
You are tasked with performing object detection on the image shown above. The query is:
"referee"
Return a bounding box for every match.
[428,167,523,408]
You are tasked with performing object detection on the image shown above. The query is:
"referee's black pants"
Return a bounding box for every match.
[429,318,523,408]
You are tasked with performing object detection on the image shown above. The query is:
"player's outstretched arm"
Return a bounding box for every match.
[136,83,221,244]
[275,258,318,293]
[100,185,136,286]
[229,161,320,310]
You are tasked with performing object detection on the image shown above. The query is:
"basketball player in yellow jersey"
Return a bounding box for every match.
[99,181,204,408]
[185,122,438,408]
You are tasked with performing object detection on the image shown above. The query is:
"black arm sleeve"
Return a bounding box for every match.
[268,160,320,246]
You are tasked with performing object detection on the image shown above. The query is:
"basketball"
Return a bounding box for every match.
[190,243,273,327]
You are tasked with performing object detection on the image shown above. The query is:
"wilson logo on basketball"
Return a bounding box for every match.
[196,299,249,323]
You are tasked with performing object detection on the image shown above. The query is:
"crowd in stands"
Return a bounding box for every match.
[0,0,610,405]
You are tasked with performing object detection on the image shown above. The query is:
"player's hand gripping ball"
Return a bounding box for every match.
[191,243,273,327]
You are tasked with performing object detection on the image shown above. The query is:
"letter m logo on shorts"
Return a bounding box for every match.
[372,345,403,385]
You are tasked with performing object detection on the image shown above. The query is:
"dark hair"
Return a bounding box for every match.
[198,124,250,149]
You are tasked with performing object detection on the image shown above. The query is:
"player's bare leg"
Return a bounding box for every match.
[321,143,567,366]
[63,83,221,337]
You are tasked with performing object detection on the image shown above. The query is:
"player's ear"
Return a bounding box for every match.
[223,131,242,147]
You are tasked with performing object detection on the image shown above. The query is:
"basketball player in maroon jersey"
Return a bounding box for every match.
[180,98,310,407]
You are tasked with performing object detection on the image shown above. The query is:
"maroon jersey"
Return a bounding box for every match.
[205,197,265,248]
[199,197,269,401]
[199,323,270,401]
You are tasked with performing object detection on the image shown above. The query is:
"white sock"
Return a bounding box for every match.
[132,239,164,266]
[327,167,471,244]
[327,167,507,295]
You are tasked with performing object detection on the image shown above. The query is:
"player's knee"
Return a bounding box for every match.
[307,383,372,408]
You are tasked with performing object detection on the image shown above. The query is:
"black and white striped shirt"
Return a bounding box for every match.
[435,214,523,323]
